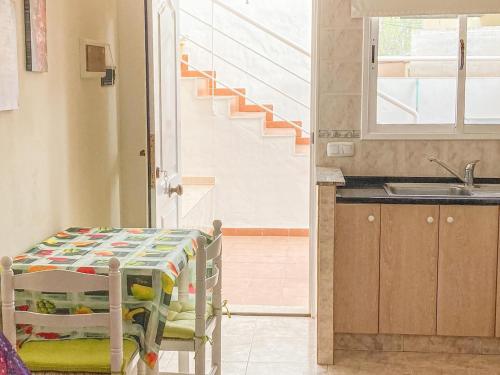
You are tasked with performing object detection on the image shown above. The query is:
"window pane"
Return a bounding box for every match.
[377,17,458,125]
[465,15,500,125]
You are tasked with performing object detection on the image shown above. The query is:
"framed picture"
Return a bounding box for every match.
[24,0,48,72]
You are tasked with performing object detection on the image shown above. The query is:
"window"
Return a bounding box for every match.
[363,15,500,139]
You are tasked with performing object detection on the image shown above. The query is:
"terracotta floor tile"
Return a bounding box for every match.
[222,236,309,310]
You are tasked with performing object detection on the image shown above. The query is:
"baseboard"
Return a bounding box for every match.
[335,333,500,355]
[228,304,310,316]
[222,228,309,237]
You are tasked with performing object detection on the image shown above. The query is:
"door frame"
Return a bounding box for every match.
[309,0,319,318]
[144,0,153,227]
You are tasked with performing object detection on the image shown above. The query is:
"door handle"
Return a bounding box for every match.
[459,39,465,70]
[168,184,184,197]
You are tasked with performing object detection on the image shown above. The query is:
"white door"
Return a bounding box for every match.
[147,0,183,228]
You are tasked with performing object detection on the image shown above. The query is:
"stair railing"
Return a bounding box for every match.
[181,56,310,135]
[180,10,310,84]
[211,0,310,57]
[377,90,419,122]
[183,36,310,110]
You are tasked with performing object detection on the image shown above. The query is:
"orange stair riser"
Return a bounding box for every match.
[181,55,189,72]
[238,95,246,108]
[230,97,240,113]
[296,137,310,145]
[181,71,215,79]
[267,121,302,129]
[214,88,246,97]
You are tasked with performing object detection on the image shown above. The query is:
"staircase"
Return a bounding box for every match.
[180,54,310,155]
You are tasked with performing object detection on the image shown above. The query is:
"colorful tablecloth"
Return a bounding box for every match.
[11,227,205,369]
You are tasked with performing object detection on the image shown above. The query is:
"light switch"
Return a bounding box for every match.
[342,143,354,157]
[327,143,340,156]
[327,142,355,157]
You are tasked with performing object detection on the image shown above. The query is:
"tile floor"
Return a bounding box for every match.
[159,316,500,374]
[222,236,309,312]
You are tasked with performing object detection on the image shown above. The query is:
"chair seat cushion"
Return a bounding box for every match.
[18,339,138,374]
[163,301,213,340]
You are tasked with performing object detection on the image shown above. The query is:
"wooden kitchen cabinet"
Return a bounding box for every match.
[437,205,499,337]
[379,204,439,335]
[498,209,500,338]
[334,204,380,334]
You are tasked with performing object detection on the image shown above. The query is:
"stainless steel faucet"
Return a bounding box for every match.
[428,157,480,188]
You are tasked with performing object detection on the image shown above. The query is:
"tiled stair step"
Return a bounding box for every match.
[239,104,274,122]
[263,128,309,152]
[230,112,267,119]
[197,88,247,109]
[267,121,303,137]
[215,88,246,108]
[263,126,309,146]
[264,128,297,137]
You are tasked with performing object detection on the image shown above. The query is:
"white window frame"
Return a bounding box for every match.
[362,16,500,140]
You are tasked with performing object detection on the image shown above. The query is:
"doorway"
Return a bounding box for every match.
[175,0,314,315]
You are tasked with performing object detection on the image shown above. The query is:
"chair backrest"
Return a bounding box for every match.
[1,257,124,373]
[195,220,222,339]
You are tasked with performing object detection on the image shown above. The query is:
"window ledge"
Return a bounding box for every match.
[362,131,500,140]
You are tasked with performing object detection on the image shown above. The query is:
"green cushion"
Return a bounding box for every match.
[163,301,213,340]
[18,339,138,374]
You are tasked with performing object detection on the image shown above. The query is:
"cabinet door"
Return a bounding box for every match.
[334,204,380,334]
[438,205,498,337]
[380,204,439,335]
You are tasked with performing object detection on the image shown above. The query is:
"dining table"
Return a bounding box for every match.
[9,226,209,371]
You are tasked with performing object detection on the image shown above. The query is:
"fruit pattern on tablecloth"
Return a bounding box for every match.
[10,227,206,369]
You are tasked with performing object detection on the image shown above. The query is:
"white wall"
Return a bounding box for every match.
[0,0,121,257]
[180,0,312,130]
[117,0,149,227]
[181,78,309,228]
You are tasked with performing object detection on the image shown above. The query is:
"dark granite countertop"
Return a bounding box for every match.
[337,176,500,205]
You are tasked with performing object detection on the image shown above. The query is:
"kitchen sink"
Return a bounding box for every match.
[471,184,500,197]
[384,183,471,197]
[384,183,500,198]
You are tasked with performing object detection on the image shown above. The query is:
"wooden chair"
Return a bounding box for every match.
[160,220,223,375]
[1,257,140,374]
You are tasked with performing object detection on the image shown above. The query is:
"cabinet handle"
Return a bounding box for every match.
[427,217,434,224]
[447,217,455,224]
[368,215,375,222]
